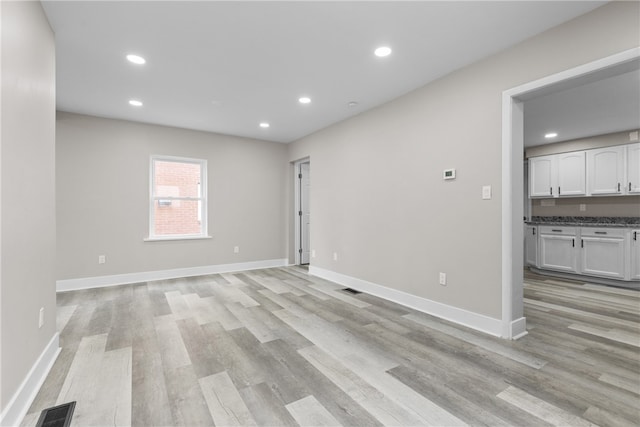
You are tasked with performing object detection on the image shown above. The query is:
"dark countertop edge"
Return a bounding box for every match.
[525,221,640,228]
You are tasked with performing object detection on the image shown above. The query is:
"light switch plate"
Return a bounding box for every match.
[482,185,491,200]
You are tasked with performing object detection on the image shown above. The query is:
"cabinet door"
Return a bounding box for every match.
[627,143,640,194]
[632,230,640,281]
[529,155,556,198]
[525,226,538,266]
[557,151,585,196]
[587,146,625,195]
[539,234,578,273]
[580,235,626,280]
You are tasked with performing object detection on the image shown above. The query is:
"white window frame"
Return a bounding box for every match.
[147,155,209,241]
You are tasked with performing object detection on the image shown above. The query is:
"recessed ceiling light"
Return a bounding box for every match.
[129,100,143,107]
[259,122,270,128]
[374,46,392,57]
[126,54,146,65]
[545,132,558,138]
[347,101,359,108]
[298,97,311,104]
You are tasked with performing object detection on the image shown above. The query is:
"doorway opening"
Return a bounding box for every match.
[294,159,311,265]
[502,47,639,339]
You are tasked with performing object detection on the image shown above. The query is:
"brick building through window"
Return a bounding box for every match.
[150,156,206,238]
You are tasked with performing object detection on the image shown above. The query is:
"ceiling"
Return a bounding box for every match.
[43,1,614,144]
[523,64,640,147]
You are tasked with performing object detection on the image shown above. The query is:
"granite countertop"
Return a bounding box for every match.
[526,216,640,228]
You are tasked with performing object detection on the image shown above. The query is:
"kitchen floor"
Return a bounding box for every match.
[22,267,639,426]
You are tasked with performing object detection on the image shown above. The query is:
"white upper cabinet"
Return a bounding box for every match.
[557,151,586,196]
[529,152,585,198]
[530,143,638,198]
[529,155,556,197]
[626,143,640,194]
[587,145,625,195]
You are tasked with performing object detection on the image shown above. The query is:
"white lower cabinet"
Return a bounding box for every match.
[579,228,626,280]
[525,225,538,267]
[632,230,640,281]
[534,225,638,282]
[538,226,578,273]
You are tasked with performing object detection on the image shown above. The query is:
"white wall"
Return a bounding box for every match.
[1,0,57,419]
[56,113,288,282]
[287,2,640,321]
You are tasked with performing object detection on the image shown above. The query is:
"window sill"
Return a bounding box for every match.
[144,235,212,242]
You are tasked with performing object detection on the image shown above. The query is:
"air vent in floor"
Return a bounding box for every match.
[35,401,76,427]
[342,288,362,295]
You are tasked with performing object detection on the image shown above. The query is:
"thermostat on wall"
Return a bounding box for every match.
[443,168,456,180]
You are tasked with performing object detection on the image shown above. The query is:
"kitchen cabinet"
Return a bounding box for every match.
[587,145,625,195]
[538,226,578,273]
[627,143,640,194]
[529,152,585,198]
[632,229,640,281]
[525,225,538,266]
[529,155,556,197]
[580,228,626,280]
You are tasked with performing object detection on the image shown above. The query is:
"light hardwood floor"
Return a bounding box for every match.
[22,267,639,426]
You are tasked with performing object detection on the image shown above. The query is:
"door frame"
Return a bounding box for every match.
[293,157,310,265]
[501,47,639,339]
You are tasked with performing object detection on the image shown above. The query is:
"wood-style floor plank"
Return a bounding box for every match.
[22,267,640,427]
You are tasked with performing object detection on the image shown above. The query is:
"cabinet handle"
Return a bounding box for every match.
[618,182,621,192]
[630,182,633,192]
[581,240,584,248]
[594,231,607,235]
[550,187,553,195]
[558,186,561,195]
[634,231,637,241]
[572,239,575,247]
[532,228,536,235]
[552,229,562,232]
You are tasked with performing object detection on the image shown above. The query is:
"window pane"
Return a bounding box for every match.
[154,199,202,236]
[154,160,201,198]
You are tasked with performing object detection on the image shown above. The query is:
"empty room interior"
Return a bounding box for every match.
[2,1,640,426]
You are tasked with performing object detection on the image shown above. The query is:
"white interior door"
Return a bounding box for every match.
[300,162,311,264]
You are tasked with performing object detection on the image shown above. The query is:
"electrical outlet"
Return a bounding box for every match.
[579,204,586,212]
[234,246,239,253]
[98,255,106,264]
[439,272,447,286]
[39,307,44,328]
[311,249,316,258]
[333,252,338,261]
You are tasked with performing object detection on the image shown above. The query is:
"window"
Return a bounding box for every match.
[149,155,207,240]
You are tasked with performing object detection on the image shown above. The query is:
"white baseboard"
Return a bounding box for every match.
[309,266,503,337]
[0,333,60,427]
[56,258,288,292]
[510,317,528,340]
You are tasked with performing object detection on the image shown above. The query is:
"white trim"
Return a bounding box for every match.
[501,47,640,339]
[149,155,208,240]
[0,334,60,427]
[309,266,503,337]
[144,235,212,242]
[56,258,288,292]
[510,317,528,340]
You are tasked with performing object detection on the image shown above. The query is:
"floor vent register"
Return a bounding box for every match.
[35,401,76,427]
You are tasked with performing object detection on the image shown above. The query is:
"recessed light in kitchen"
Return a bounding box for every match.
[298,97,311,104]
[129,100,143,107]
[545,132,558,138]
[259,122,270,128]
[347,101,359,108]
[126,54,146,65]
[374,46,392,57]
